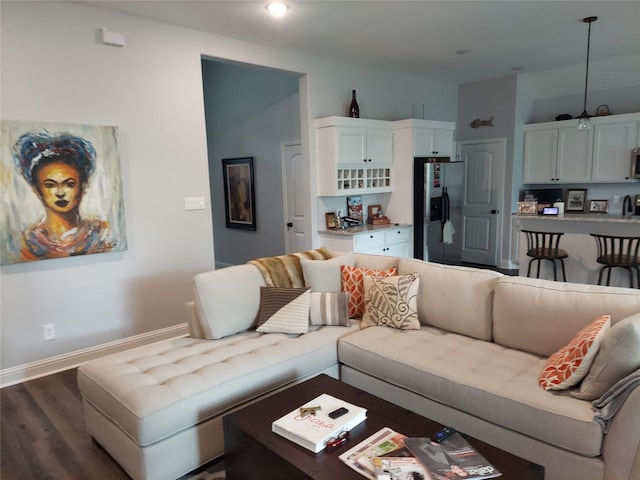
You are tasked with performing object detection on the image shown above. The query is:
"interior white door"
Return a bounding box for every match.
[460,139,505,266]
[282,142,306,253]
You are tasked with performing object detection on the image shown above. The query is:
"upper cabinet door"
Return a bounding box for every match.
[556,127,592,182]
[433,129,454,156]
[337,128,367,164]
[414,128,436,156]
[366,128,393,165]
[523,129,558,183]
[592,121,638,182]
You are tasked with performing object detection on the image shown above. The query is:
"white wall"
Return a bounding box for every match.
[0,1,457,375]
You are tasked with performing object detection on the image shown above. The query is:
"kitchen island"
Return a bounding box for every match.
[513,214,640,288]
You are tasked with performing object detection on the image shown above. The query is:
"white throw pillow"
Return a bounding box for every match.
[301,253,354,292]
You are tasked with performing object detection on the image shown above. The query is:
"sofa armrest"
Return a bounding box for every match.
[602,385,640,480]
[185,301,205,339]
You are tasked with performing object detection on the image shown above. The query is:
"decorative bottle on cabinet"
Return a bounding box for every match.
[348,90,359,118]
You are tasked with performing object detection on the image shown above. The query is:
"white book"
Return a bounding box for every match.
[272,393,367,453]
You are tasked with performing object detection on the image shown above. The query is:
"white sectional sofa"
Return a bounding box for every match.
[77,251,640,480]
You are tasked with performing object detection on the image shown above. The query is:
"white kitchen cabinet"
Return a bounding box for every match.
[414,127,455,157]
[319,225,412,258]
[316,116,393,196]
[523,125,592,183]
[591,119,639,182]
[523,113,640,184]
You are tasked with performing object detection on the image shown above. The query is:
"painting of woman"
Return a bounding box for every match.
[1,121,127,264]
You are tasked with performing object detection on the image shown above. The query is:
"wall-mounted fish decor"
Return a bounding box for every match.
[470,116,494,128]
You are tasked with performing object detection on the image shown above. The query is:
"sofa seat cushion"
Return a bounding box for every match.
[338,326,603,457]
[78,323,359,447]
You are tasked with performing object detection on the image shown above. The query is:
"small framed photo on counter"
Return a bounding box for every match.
[517,201,538,215]
[566,189,587,213]
[589,199,609,213]
[325,212,337,229]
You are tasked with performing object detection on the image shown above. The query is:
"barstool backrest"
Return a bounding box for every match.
[590,234,640,265]
[522,230,564,256]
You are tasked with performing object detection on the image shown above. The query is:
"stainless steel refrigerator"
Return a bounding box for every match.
[413,157,465,263]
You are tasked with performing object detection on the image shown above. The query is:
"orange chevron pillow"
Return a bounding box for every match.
[539,315,611,391]
[340,264,397,318]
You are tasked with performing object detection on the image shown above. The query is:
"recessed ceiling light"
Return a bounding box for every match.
[456,49,472,55]
[266,2,289,17]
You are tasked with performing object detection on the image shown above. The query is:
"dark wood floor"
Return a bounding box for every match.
[1,368,133,480]
[1,368,224,480]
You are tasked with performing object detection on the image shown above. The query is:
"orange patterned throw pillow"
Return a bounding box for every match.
[341,264,397,318]
[538,315,611,391]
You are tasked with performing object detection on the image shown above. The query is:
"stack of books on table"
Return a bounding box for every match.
[272,393,367,453]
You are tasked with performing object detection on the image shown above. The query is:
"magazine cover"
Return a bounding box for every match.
[339,427,408,479]
[404,433,501,480]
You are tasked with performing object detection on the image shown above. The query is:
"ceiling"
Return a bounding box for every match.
[85,0,640,84]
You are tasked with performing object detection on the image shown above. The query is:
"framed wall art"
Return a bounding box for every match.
[0,120,127,264]
[222,157,256,230]
[566,189,587,213]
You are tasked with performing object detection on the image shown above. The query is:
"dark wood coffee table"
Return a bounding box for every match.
[223,374,544,479]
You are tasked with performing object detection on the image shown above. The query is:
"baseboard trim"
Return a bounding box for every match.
[0,323,189,388]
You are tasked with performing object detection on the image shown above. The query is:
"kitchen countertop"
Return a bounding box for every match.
[319,223,411,236]
[513,213,640,239]
[512,213,640,224]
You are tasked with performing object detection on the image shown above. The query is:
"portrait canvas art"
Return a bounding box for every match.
[1,120,127,265]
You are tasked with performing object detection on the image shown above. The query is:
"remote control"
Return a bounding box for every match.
[328,407,349,419]
[434,426,456,443]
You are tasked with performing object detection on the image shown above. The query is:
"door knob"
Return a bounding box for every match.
[490,209,498,214]
[286,222,293,227]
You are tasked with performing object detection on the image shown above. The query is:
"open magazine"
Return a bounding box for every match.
[404,432,502,480]
[372,446,430,480]
[339,427,410,480]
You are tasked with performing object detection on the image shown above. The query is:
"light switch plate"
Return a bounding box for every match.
[184,197,205,210]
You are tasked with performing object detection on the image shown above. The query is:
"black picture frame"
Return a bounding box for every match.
[565,188,587,213]
[222,157,256,230]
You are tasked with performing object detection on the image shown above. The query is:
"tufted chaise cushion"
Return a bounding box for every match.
[78,324,359,448]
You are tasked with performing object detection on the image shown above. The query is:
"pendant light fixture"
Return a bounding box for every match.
[577,16,598,130]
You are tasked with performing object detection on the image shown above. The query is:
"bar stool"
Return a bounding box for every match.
[590,234,640,288]
[522,230,568,281]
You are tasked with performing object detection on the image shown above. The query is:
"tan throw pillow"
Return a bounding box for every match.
[256,287,310,334]
[538,315,611,391]
[572,313,640,400]
[309,292,350,326]
[341,264,398,318]
[361,273,420,330]
[300,253,355,292]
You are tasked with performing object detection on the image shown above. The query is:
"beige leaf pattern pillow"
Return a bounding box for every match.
[361,273,420,330]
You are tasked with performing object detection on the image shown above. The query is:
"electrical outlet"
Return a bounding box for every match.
[43,323,55,341]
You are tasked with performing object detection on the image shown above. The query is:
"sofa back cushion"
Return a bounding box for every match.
[193,264,266,339]
[397,258,503,340]
[493,276,640,357]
